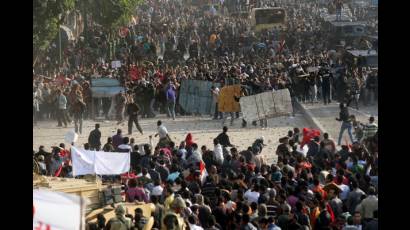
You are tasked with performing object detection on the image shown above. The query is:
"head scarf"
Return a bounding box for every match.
[185,133,195,148]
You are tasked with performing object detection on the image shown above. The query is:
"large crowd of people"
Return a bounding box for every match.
[34,117,378,230]
[33,0,378,127]
[33,0,378,229]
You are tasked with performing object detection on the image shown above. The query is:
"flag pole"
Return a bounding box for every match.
[79,195,84,230]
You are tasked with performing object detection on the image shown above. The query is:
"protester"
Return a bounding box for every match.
[112,129,124,150]
[166,83,177,120]
[88,123,101,151]
[71,93,86,134]
[185,133,195,149]
[216,126,234,149]
[126,98,144,135]
[155,120,171,148]
[117,137,132,153]
[105,204,133,230]
[103,137,115,152]
[361,117,378,143]
[125,178,149,203]
[211,86,223,120]
[336,103,355,145]
[56,89,68,128]
[116,91,127,125]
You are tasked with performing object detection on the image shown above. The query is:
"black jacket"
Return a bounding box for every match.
[140,155,152,170]
[216,132,233,147]
[130,151,140,170]
[156,165,169,183]
[339,107,350,122]
[88,129,101,148]
[307,141,320,158]
[148,169,161,183]
[127,103,140,117]
[319,68,332,87]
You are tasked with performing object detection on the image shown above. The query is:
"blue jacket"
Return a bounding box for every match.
[166,86,176,102]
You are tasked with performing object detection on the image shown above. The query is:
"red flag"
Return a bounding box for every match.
[54,164,63,177]
[199,161,208,185]
[301,128,321,148]
[59,149,68,158]
[199,161,205,174]
[326,203,336,223]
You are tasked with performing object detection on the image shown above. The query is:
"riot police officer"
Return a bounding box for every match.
[319,63,333,105]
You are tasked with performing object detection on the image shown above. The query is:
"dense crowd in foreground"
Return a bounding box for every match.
[34,115,378,230]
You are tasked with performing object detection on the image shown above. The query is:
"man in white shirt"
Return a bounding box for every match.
[117,137,132,153]
[151,181,164,197]
[336,176,350,201]
[244,184,260,205]
[155,120,170,147]
[213,138,224,166]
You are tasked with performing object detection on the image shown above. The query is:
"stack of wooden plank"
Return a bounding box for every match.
[33,175,106,211]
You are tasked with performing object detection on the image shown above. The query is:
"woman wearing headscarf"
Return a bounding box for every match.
[185,133,195,149]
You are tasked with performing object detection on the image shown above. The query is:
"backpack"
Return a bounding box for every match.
[104,217,131,230]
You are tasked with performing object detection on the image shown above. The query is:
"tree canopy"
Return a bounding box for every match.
[33,0,76,64]
[88,0,142,32]
[33,0,143,66]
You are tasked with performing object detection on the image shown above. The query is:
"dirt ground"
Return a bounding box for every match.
[33,113,311,164]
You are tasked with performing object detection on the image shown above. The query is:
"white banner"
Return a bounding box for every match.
[33,190,85,230]
[71,147,95,176]
[71,147,130,176]
[94,151,130,175]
